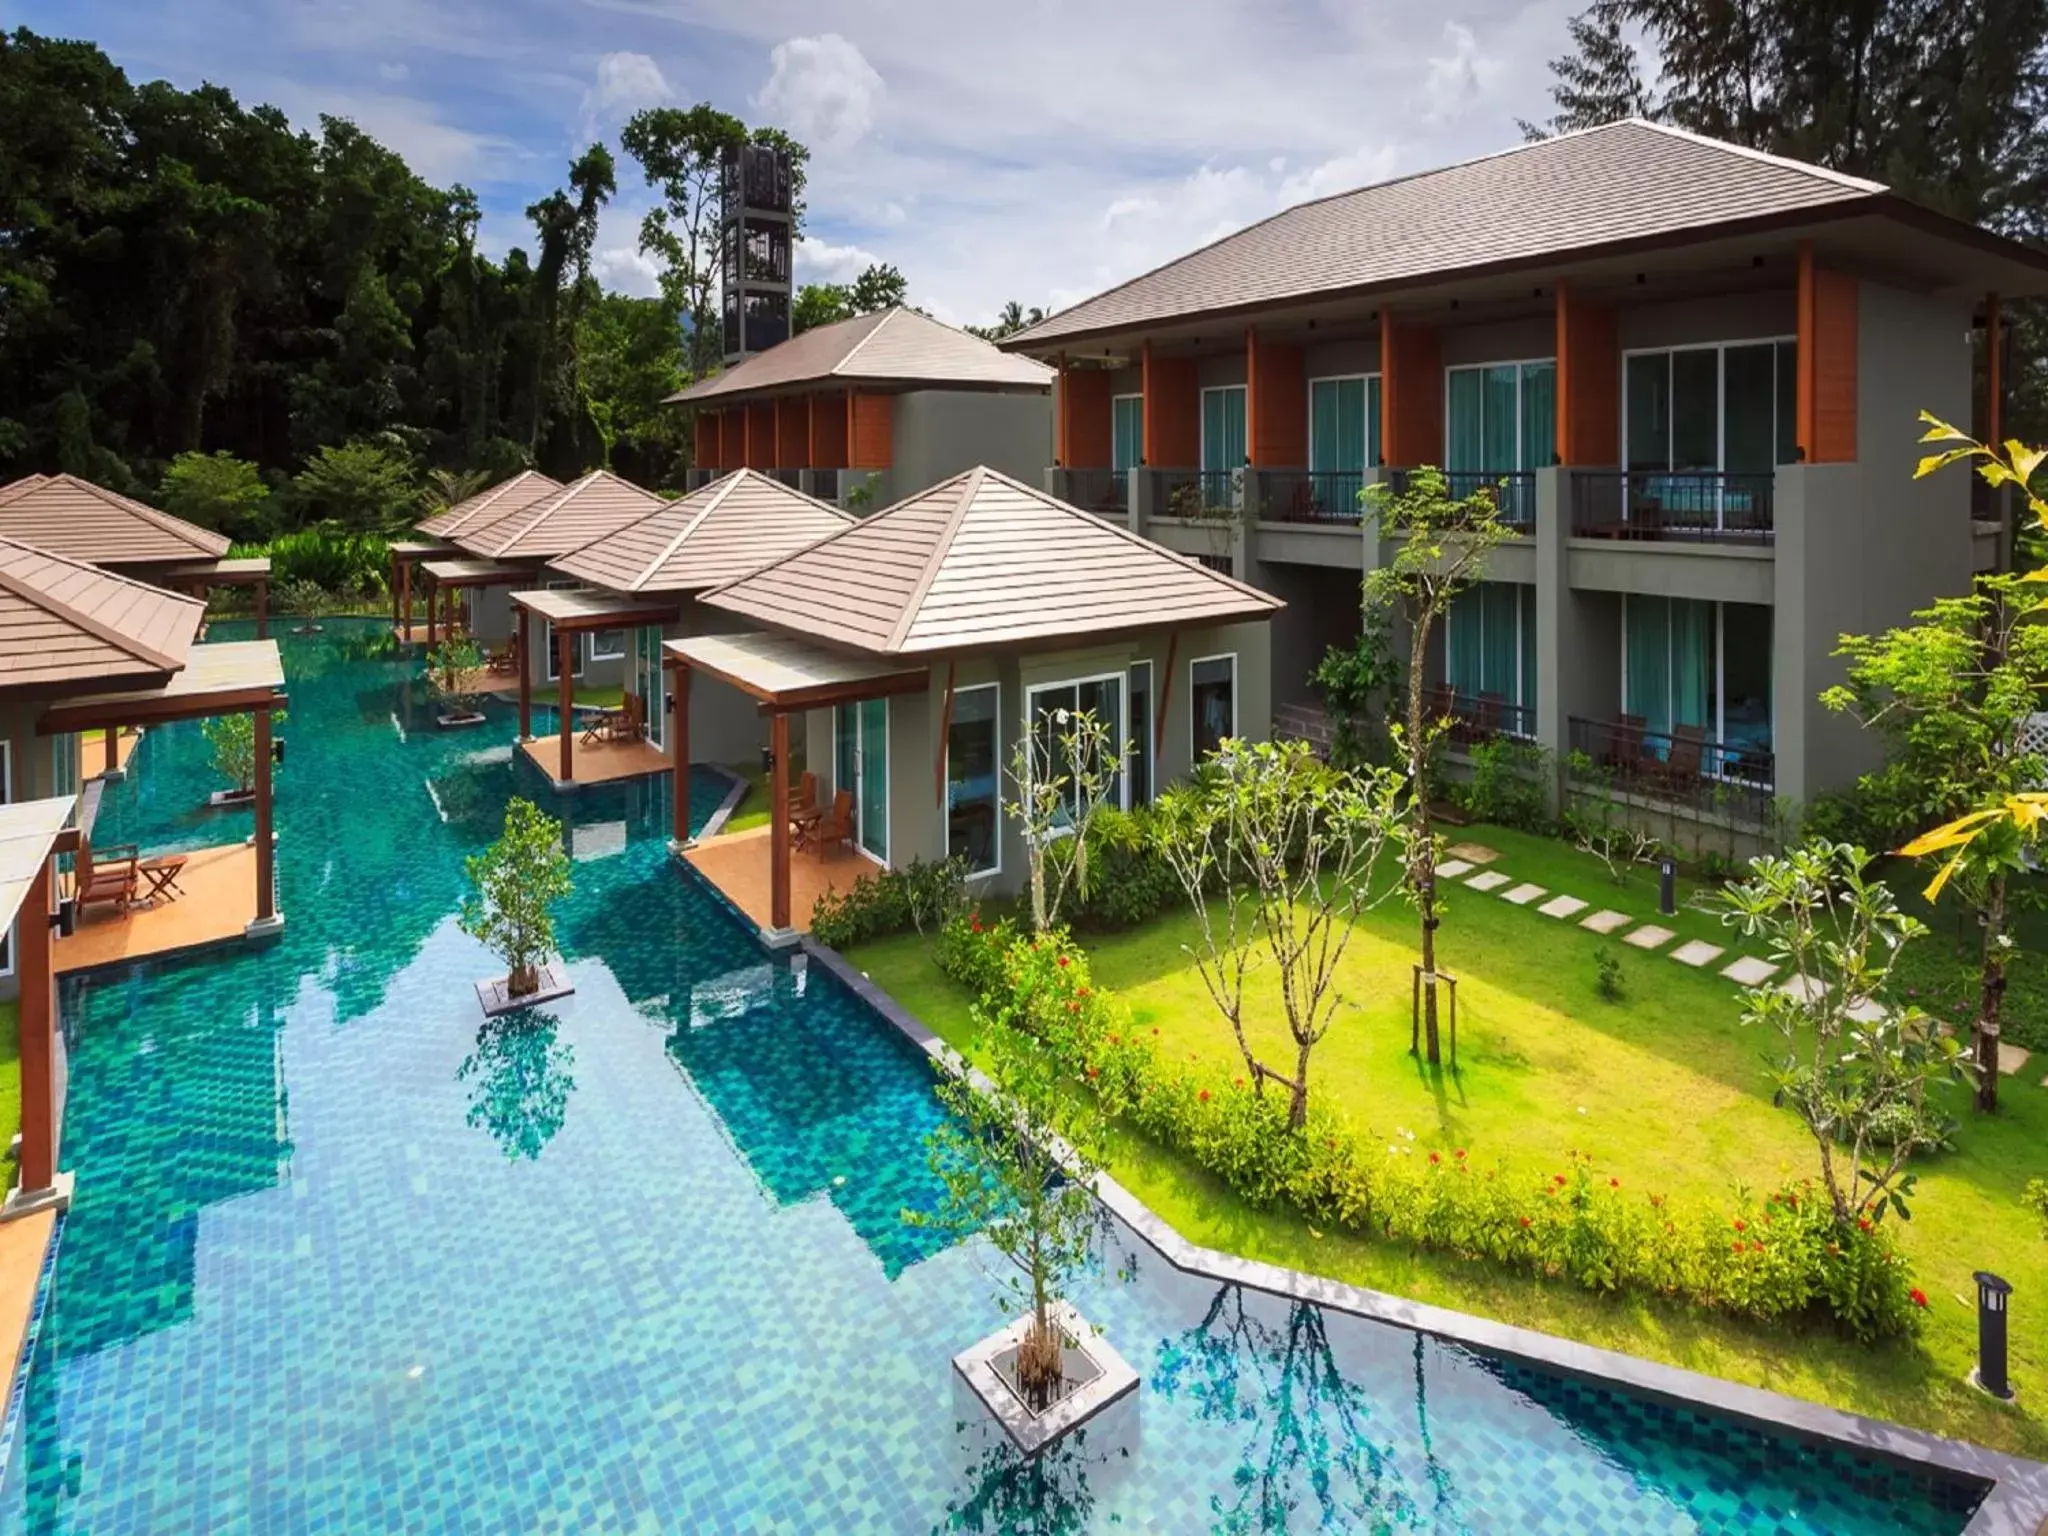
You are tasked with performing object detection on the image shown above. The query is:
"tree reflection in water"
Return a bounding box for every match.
[1153,1286,1424,1533]
[942,1426,1107,1535]
[457,1010,575,1159]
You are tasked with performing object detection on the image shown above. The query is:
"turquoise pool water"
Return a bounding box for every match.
[1,620,1986,1532]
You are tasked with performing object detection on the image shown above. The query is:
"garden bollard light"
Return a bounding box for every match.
[1974,1272,2015,1400]
[1659,858,1676,917]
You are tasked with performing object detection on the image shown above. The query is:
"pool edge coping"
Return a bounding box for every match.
[798,933,2048,1536]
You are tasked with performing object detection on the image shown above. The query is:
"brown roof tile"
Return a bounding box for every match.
[457,471,668,560]
[703,467,1280,656]
[0,538,205,691]
[670,307,1054,404]
[416,470,564,539]
[1010,120,1889,346]
[0,474,231,565]
[549,470,852,594]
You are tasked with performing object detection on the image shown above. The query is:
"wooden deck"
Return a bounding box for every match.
[519,734,670,787]
[55,841,265,974]
[0,1209,54,1392]
[682,824,870,935]
[83,728,142,779]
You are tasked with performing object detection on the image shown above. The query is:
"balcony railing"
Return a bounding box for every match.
[1385,469,1536,531]
[1569,470,1775,544]
[1567,715,1777,828]
[1262,470,1366,525]
[809,467,840,503]
[769,467,802,489]
[1428,686,1535,745]
[1051,467,1128,516]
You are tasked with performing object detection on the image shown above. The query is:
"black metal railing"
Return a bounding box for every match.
[1567,715,1777,827]
[1263,470,1366,524]
[1054,468,1128,516]
[1427,686,1536,745]
[1447,469,1535,529]
[1568,470,1775,544]
[1196,469,1239,514]
[809,467,840,503]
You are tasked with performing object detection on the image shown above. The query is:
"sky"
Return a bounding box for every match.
[12,0,1589,329]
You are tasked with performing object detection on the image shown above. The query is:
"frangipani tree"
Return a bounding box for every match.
[1009,706,1122,933]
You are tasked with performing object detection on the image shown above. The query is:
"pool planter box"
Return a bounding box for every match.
[206,787,256,809]
[953,1301,1137,1458]
[474,963,573,1018]
[436,708,488,729]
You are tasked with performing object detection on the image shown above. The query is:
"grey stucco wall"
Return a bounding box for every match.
[668,603,775,771]
[1615,291,1799,354]
[891,390,1053,494]
[1440,318,1553,368]
[1249,562,1358,708]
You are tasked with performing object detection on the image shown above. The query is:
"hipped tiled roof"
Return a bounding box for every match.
[549,470,852,594]
[670,308,1053,404]
[416,470,564,539]
[0,537,205,691]
[0,474,231,565]
[457,470,668,560]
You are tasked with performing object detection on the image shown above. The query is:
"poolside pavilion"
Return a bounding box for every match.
[509,588,681,789]
[666,466,1281,943]
[399,470,564,645]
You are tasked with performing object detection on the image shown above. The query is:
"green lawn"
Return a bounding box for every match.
[719,765,773,832]
[846,821,2048,1458]
[0,998,19,1165]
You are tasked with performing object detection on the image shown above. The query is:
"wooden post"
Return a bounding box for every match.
[1156,631,1180,758]
[426,575,437,646]
[255,577,268,640]
[769,709,791,932]
[671,661,691,843]
[1988,293,2004,451]
[517,606,533,741]
[557,626,574,784]
[254,706,275,925]
[390,550,401,633]
[935,659,956,809]
[16,859,54,1196]
[400,557,413,640]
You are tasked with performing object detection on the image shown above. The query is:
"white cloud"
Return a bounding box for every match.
[1417,23,1505,123]
[796,236,886,287]
[583,50,672,134]
[753,34,884,151]
[378,61,409,82]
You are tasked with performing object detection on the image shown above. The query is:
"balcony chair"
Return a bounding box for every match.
[74,836,140,915]
[813,790,855,861]
[604,692,645,744]
[1603,714,1647,775]
[1661,724,1709,792]
[1473,692,1506,741]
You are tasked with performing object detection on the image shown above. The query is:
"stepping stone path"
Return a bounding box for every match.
[1844,996,1890,1024]
[1998,1043,2031,1076]
[1436,859,1476,880]
[1721,956,1778,987]
[1624,924,1676,951]
[1447,843,1501,865]
[1538,894,1588,919]
[1465,871,1512,893]
[1501,882,1547,905]
[1778,974,1825,1004]
[1670,939,1724,968]
[1581,909,1633,935]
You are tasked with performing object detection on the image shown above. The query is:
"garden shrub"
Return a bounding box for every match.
[233,528,391,599]
[935,915,1926,1343]
[1040,806,1180,931]
[809,856,969,949]
[1452,737,1552,833]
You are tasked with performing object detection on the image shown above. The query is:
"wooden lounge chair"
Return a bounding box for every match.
[603,692,644,743]
[74,836,140,915]
[813,790,855,861]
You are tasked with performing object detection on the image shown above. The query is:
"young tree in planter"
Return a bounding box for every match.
[428,632,486,719]
[1823,571,2048,1112]
[1362,468,1515,1066]
[461,798,572,997]
[907,1027,1108,1410]
[1154,739,1405,1130]
[1720,841,1970,1227]
[277,577,327,633]
[1009,706,1123,933]
[201,712,259,799]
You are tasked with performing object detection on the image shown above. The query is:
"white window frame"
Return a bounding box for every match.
[1199,384,1248,472]
[587,628,627,663]
[1619,334,1798,476]
[1111,393,1144,470]
[1440,356,1556,472]
[1307,372,1382,471]
[944,681,1003,880]
[1619,596,1778,765]
[1446,583,1535,725]
[1024,671,1131,819]
[833,700,892,869]
[1189,652,1238,761]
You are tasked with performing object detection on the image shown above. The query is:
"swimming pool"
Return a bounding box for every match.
[2,620,1991,1531]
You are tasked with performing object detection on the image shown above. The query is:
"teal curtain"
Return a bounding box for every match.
[1518,586,1538,715]
[1202,387,1245,473]
[1479,583,1518,696]
[858,698,888,860]
[1366,375,1383,467]
[1482,365,1518,471]
[1112,396,1143,470]
[1336,378,1365,470]
[1448,589,1485,697]
[1446,369,1485,472]
[1670,598,1713,731]
[1310,380,1343,472]
[1625,596,1673,734]
[1519,362,1557,470]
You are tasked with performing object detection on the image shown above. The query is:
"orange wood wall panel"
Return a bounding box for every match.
[849,392,894,468]
[1249,336,1306,466]
[1380,314,1443,467]
[712,410,733,469]
[811,390,849,465]
[1143,353,1200,467]
[746,403,776,468]
[775,396,809,467]
[1555,285,1619,466]
[1811,269,1858,463]
[695,411,718,469]
[1061,369,1112,467]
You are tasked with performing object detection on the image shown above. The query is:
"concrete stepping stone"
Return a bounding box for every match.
[1538,894,1588,920]
[1501,882,1547,905]
[1624,924,1675,951]
[1581,909,1632,935]
[1436,859,1476,880]
[1670,939,1724,967]
[1465,871,1511,893]
[1447,842,1500,865]
[1998,1043,2030,1075]
[1721,956,1778,987]
[1777,974,1825,1004]
[1844,996,1891,1024]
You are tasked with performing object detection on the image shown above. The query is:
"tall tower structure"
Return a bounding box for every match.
[720,141,793,365]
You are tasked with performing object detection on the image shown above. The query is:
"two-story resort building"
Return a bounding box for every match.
[1004,119,2048,823]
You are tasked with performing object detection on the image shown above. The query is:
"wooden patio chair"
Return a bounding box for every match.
[605,692,644,743]
[74,835,140,915]
[1473,691,1506,741]
[1603,714,1646,775]
[1661,724,1708,792]
[813,789,855,861]
[786,771,820,851]
[486,635,521,674]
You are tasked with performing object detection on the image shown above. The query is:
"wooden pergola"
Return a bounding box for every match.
[662,631,927,939]
[510,589,679,786]
[416,557,536,648]
[0,796,85,1221]
[39,641,289,934]
[160,556,273,639]
[387,540,460,643]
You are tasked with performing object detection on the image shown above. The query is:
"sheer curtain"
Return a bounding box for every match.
[1482,366,1518,471]
[1480,583,1519,697]
[1625,595,1673,734]
[1519,362,1557,470]
[1670,599,1713,731]
[1446,369,1485,472]
[1448,588,1485,697]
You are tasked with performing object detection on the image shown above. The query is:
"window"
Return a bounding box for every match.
[543,627,584,681]
[587,629,626,663]
[1127,661,1154,807]
[51,732,78,796]
[832,700,890,864]
[1309,375,1382,472]
[1200,386,1246,475]
[1112,395,1144,471]
[1026,675,1126,819]
[1193,552,1235,577]
[1191,654,1236,759]
[946,683,1000,876]
[1624,596,1773,756]
[1446,581,1537,728]
[1444,360,1555,474]
[1624,340,1797,474]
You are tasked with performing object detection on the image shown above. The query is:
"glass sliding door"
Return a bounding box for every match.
[946,684,999,875]
[858,698,888,862]
[1026,676,1126,819]
[1127,661,1153,807]
[1624,596,1769,755]
[1623,340,1797,530]
[1445,581,1536,731]
[636,626,665,750]
[1443,361,1553,522]
[1112,395,1143,473]
[1200,386,1246,506]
